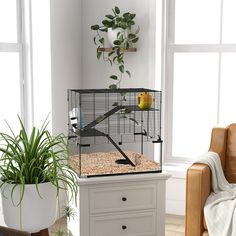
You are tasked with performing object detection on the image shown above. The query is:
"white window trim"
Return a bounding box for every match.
[162,0,236,165]
[20,0,34,131]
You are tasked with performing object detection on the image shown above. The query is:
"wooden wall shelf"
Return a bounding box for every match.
[98,48,137,52]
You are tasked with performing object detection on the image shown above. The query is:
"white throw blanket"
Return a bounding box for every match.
[197,152,236,236]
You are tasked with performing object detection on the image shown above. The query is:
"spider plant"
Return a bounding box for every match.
[53,230,68,236]
[0,116,78,204]
[64,205,77,221]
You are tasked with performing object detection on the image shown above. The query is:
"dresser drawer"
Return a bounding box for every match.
[90,211,156,236]
[89,184,156,214]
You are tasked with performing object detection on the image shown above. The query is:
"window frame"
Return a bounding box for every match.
[162,0,236,164]
[0,0,34,131]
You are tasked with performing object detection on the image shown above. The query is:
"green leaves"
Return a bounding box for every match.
[113,40,121,46]
[105,14,114,20]
[90,6,140,88]
[91,25,100,30]
[97,51,102,59]
[102,20,110,26]
[109,84,118,89]
[119,65,124,73]
[131,37,139,43]
[129,117,139,125]
[110,75,118,80]
[0,116,78,205]
[126,70,131,78]
[99,37,104,44]
[112,102,119,106]
[115,6,120,14]
[128,33,136,39]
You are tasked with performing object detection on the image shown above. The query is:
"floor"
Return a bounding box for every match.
[165,214,185,236]
[49,214,185,236]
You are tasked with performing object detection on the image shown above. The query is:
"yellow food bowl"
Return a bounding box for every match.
[138,92,153,110]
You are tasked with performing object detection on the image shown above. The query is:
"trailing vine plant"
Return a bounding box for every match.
[91,6,139,89]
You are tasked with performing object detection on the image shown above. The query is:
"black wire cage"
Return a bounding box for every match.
[67,88,162,178]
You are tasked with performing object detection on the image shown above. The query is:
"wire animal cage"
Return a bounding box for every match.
[68,88,162,177]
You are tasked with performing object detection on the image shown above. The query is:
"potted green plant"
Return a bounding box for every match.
[0,116,78,233]
[91,6,139,89]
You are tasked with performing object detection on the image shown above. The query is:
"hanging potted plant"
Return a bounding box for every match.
[91,6,140,89]
[0,116,78,233]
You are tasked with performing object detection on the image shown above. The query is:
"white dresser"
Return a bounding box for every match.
[68,173,170,236]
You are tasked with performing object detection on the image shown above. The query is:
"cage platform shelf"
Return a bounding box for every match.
[67,88,162,177]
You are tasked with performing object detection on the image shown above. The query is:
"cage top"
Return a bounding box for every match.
[68,88,161,93]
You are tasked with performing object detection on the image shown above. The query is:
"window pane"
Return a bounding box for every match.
[172,53,218,158]
[0,0,17,42]
[0,53,21,133]
[219,53,236,124]
[222,0,236,43]
[175,0,221,44]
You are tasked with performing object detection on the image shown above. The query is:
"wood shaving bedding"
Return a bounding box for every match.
[69,151,160,177]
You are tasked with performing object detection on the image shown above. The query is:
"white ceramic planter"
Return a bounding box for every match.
[107,28,127,47]
[1,182,57,233]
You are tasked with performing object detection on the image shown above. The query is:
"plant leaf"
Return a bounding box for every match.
[130,14,136,20]
[102,20,111,26]
[113,40,121,46]
[108,58,112,66]
[112,56,118,63]
[129,118,139,125]
[131,37,139,43]
[117,32,121,38]
[100,27,108,32]
[97,51,102,59]
[91,25,100,30]
[124,108,132,113]
[108,51,115,57]
[119,65,124,73]
[126,70,131,78]
[99,37,104,44]
[109,75,118,80]
[106,14,114,20]
[123,12,130,18]
[109,84,118,89]
[135,26,140,34]
[115,6,120,14]
[112,102,119,106]
[128,33,136,39]
[93,37,97,45]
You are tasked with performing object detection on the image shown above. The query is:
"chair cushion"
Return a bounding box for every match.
[224,123,236,183]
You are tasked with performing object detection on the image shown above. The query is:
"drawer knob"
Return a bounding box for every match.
[122,197,127,202]
[122,225,127,230]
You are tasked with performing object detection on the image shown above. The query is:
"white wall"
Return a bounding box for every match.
[164,166,187,215]
[50,0,82,135]
[50,0,83,215]
[81,0,156,89]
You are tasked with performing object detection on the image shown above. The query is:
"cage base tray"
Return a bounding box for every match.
[69,151,161,178]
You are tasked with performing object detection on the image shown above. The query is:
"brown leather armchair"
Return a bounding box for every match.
[185,123,236,236]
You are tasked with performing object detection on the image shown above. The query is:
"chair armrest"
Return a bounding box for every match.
[185,163,211,236]
[209,127,227,169]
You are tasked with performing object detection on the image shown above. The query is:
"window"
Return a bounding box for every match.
[0,0,52,133]
[0,0,23,132]
[163,0,236,163]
